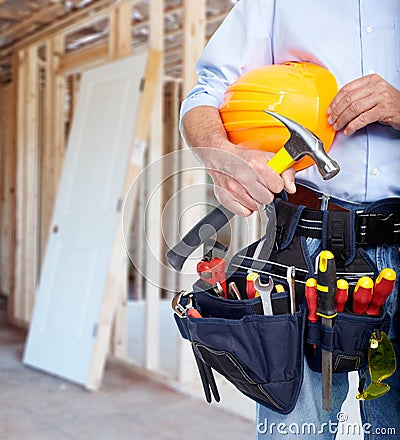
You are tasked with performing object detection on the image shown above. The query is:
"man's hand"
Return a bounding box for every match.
[203,146,296,217]
[328,74,400,136]
[181,106,296,217]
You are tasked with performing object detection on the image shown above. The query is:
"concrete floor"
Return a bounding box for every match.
[0,299,255,440]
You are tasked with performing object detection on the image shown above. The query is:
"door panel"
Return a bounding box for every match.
[23,53,148,386]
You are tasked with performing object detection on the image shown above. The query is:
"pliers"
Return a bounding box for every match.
[171,290,220,403]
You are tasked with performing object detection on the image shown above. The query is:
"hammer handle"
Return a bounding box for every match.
[166,148,292,271]
[267,148,295,174]
[166,205,234,271]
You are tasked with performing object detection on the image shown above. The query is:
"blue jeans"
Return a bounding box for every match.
[256,240,400,440]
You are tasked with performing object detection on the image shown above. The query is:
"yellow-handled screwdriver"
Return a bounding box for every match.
[316,250,337,411]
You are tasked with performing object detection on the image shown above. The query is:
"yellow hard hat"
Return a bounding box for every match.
[219,61,338,171]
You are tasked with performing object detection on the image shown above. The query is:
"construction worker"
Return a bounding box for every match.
[179,1,400,439]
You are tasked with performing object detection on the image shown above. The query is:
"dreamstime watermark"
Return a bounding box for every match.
[256,412,396,436]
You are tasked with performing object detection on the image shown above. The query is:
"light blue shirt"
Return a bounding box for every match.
[180,0,400,203]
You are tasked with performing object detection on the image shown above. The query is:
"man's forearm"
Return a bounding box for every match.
[181,106,226,147]
[181,106,237,168]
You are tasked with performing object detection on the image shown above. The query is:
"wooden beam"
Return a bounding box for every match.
[0,83,16,300]
[40,35,65,264]
[7,0,124,53]
[143,0,164,371]
[0,4,63,41]
[57,43,108,75]
[23,45,40,322]
[108,0,132,59]
[0,13,20,21]
[13,45,40,324]
[175,0,207,387]
[13,49,27,323]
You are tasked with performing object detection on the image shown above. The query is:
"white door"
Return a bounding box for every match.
[23,53,148,386]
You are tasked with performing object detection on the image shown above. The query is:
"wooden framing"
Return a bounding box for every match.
[0,82,16,301]
[40,35,65,264]
[175,0,207,388]
[108,0,132,59]
[13,46,40,324]
[0,0,239,393]
[143,0,164,372]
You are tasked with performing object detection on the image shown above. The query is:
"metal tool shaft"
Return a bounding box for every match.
[321,318,333,411]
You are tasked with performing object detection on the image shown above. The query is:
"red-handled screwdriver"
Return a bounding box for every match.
[353,276,373,314]
[305,277,318,350]
[367,268,396,316]
[305,278,318,323]
[335,279,349,313]
[246,272,258,299]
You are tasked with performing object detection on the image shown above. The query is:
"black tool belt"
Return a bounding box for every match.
[274,196,400,273]
[173,240,391,415]
[295,201,400,245]
[169,194,397,415]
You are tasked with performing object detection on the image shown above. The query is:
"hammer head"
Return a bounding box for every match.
[264,111,340,180]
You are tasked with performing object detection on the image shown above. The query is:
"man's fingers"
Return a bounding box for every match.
[328,74,400,133]
[215,187,255,217]
[328,82,372,125]
[328,75,373,118]
[329,93,377,131]
[342,108,380,136]
[281,168,296,194]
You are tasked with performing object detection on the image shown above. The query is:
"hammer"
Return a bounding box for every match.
[166,113,340,271]
[265,111,340,180]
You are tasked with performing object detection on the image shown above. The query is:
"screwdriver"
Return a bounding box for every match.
[246,272,259,299]
[305,277,318,350]
[316,250,337,411]
[305,278,318,323]
[353,276,374,314]
[335,279,349,313]
[367,268,396,316]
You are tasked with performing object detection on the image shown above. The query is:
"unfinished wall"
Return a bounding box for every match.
[0,82,16,301]
[0,0,243,391]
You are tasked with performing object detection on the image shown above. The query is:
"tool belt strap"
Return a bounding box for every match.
[274,197,400,270]
[296,209,400,246]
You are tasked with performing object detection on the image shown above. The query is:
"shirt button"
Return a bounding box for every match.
[366,26,373,33]
[371,167,379,175]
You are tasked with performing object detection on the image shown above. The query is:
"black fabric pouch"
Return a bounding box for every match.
[305,309,391,373]
[171,197,397,414]
[175,274,306,414]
